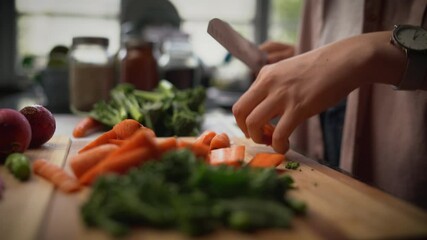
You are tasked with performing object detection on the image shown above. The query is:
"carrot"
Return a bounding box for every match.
[70,143,119,178]
[194,130,217,146]
[33,159,81,193]
[112,119,142,139]
[72,117,104,138]
[209,132,231,150]
[248,152,285,168]
[178,140,211,160]
[157,137,178,155]
[209,145,245,167]
[106,128,158,160]
[262,124,275,145]
[78,130,118,154]
[77,128,158,184]
[79,148,153,186]
[108,139,126,146]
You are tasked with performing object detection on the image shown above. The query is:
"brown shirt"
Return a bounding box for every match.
[292,0,427,209]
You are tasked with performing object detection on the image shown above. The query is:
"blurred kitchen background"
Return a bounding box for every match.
[0,0,302,113]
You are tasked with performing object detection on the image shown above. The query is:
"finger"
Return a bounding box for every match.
[272,109,301,153]
[267,49,295,64]
[232,87,266,137]
[245,95,282,144]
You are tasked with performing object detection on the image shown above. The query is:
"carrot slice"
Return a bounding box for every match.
[78,130,118,154]
[70,143,119,178]
[248,152,285,168]
[33,159,81,193]
[112,119,142,139]
[210,132,231,150]
[194,130,217,146]
[177,140,211,160]
[73,117,104,138]
[262,124,275,145]
[209,145,245,166]
[79,148,153,186]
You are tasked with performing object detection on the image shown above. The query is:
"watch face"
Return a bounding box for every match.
[394,25,427,51]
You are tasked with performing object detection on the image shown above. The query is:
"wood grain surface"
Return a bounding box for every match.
[1,136,427,240]
[0,135,71,240]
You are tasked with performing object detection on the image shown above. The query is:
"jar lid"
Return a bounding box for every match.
[72,37,109,47]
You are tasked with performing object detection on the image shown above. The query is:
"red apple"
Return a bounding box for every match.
[20,105,56,148]
[0,108,32,161]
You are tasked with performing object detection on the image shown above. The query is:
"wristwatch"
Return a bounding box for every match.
[390,24,427,90]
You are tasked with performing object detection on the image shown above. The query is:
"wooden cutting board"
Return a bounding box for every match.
[2,136,427,240]
[40,137,427,240]
[0,135,71,240]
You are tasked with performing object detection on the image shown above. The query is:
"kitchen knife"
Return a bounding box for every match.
[207,18,267,73]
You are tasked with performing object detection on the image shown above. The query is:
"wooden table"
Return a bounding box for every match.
[1,113,427,240]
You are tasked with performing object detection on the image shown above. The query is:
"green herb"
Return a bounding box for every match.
[285,161,300,170]
[81,149,305,236]
[90,80,206,137]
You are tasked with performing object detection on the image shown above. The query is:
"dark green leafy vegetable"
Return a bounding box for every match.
[81,149,306,236]
[5,153,31,181]
[89,80,206,137]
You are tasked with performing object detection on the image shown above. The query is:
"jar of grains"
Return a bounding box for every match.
[69,37,114,113]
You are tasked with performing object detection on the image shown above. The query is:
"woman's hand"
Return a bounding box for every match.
[233,32,405,153]
[259,41,295,64]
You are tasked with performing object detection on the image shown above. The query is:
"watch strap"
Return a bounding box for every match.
[396,50,427,90]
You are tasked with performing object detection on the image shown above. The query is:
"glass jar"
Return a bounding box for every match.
[120,37,159,91]
[69,37,114,113]
[158,33,201,89]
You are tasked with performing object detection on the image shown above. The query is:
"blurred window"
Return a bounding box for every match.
[268,0,303,44]
[16,0,120,69]
[15,0,302,69]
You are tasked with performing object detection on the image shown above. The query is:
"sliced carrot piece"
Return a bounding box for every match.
[210,132,231,150]
[262,124,275,145]
[194,130,217,146]
[248,152,285,168]
[177,140,211,161]
[209,145,245,166]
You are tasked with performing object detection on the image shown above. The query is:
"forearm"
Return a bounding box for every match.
[312,31,407,89]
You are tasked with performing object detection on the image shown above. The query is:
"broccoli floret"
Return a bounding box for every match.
[88,80,206,136]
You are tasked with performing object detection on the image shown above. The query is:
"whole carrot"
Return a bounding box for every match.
[70,143,119,178]
[106,128,158,160]
[248,152,285,168]
[79,148,153,185]
[72,117,104,138]
[157,137,178,155]
[112,119,142,139]
[78,130,118,154]
[33,159,81,193]
[209,132,231,150]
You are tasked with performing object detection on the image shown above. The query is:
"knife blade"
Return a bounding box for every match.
[207,18,267,73]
